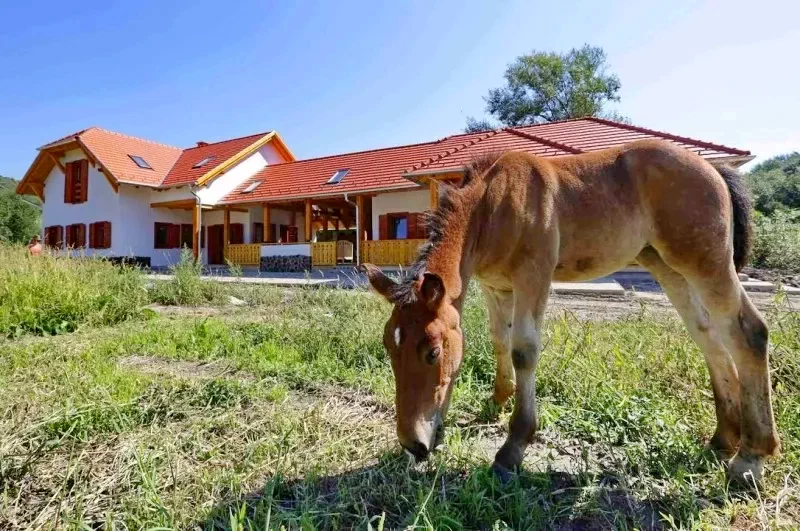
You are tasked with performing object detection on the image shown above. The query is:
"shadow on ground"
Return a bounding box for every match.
[194,450,705,530]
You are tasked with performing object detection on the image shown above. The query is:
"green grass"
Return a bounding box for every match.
[0,274,798,529]
[0,245,147,337]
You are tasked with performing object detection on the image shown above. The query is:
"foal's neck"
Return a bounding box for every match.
[419,186,482,309]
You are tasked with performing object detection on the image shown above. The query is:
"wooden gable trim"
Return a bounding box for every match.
[195,131,296,187]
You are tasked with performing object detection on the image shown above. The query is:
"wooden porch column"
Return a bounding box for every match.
[223,207,230,246]
[262,203,271,243]
[356,195,365,241]
[192,203,201,261]
[429,179,439,209]
[304,199,312,242]
[334,218,340,241]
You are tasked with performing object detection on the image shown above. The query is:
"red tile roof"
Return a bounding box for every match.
[223,117,750,204]
[222,132,493,204]
[24,127,287,190]
[77,128,183,186]
[160,132,271,187]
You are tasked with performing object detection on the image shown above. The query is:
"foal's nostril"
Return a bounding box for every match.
[403,441,429,461]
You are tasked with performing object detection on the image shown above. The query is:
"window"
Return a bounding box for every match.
[89,221,112,249]
[229,223,244,244]
[64,160,89,204]
[252,222,264,243]
[391,215,408,240]
[44,226,63,249]
[180,224,194,249]
[242,181,261,193]
[65,223,86,249]
[154,222,179,249]
[129,155,153,169]
[192,156,215,169]
[378,212,426,240]
[326,169,349,185]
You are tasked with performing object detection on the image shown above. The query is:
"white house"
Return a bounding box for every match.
[16,117,754,271]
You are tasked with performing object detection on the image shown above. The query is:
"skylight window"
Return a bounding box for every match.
[326,169,349,185]
[129,155,152,169]
[192,156,216,169]
[242,181,261,193]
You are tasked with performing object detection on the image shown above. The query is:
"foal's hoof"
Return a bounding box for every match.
[727,454,764,488]
[490,461,516,484]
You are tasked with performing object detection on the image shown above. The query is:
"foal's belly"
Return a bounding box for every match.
[553,232,647,282]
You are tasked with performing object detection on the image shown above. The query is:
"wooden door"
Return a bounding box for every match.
[207,225,225,264]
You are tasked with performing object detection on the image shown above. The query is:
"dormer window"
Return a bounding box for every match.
[192,156,216,169]
[129,155,152,169]
[326,169,349,184]
[242,181,261,193]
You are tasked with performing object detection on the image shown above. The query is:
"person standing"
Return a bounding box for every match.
[27,234,43,256]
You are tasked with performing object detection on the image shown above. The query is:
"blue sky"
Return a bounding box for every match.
[1,0,797,179]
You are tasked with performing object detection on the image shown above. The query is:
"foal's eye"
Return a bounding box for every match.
[426,346,441,365]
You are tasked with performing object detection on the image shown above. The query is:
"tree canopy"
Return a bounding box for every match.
[746,152,800,215]
[0,176,41,244]
[465,45,623,132]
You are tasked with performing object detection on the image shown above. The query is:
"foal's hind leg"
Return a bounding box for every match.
[659,254,780,483]
[637,248,741,455]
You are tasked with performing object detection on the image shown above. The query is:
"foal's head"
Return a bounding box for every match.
[363,264,463,460]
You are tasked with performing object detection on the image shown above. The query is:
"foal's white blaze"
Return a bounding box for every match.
[394,327,401,347]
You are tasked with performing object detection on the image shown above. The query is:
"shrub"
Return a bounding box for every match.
[0,244,147,337]
[149,249,225,305]
[751,209,800,272]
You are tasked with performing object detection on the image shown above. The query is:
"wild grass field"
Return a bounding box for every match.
[0,246,798,529]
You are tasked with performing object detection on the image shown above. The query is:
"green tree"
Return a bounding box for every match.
[745,152,800,215]
[0,176,41,244]
[467,44,623,129]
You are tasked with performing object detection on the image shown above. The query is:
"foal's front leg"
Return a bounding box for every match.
[491,282,550,479]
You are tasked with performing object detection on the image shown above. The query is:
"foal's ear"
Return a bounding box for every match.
[362,263,397,301]
[419,272,445,310]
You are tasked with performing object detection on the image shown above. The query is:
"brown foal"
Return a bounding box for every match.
[364,139,780,485]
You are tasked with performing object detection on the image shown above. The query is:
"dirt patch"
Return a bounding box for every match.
[118,355,256,382]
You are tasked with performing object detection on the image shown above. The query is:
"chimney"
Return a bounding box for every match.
[196,141,209,147]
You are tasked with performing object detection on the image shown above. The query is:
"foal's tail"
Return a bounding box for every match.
[716,165,753,272]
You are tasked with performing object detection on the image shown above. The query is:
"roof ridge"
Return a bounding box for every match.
[89,127,183,151]
[405,130,499,173]
[277,137,450,166]
[583,116,750,156]
[504,127,583,154]
[181,130,272,151]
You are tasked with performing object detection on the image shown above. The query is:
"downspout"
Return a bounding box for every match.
[343,193,359,266]
[189,185,203,263]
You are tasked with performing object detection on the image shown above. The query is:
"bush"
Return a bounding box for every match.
[148,249,225,305]
[751,209,800,272]
[0,245,148,337]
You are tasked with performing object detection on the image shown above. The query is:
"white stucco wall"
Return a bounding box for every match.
[37,139,302,266]
[196,144,283,205]
[370,188,428,240]
[41,149,121,258]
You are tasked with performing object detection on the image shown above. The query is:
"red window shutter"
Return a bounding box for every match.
[168,224,180,248]
[89,223,97,248]
[103,222,111,249]
[64,162,73,203]
[79,160,89,202]
[408,213,424,239]
[77,224,86,248]
[230,223,244,244]
[378,215,388,240]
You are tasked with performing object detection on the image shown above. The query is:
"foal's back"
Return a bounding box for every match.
[476,140,731,282]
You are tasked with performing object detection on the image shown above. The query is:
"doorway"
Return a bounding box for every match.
[207,225,225,264]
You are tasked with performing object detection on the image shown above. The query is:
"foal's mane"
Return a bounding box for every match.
[391,151,505,305]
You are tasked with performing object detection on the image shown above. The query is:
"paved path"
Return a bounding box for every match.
[148,268,799,295]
